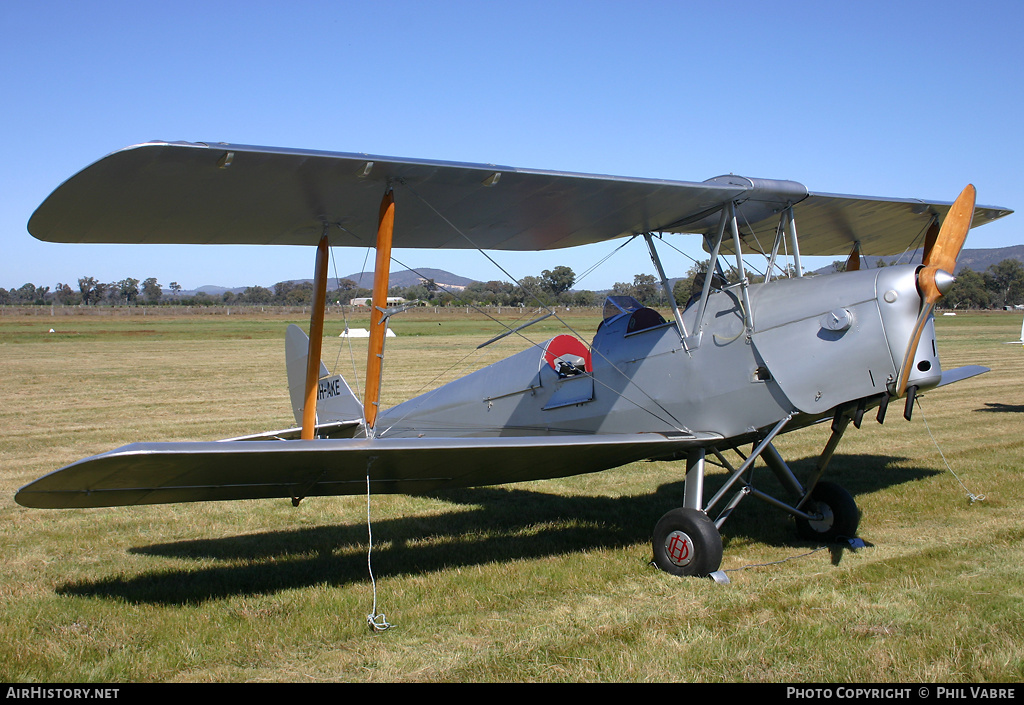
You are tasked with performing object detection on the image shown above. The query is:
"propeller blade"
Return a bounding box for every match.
[894,185,976,397]
[918,184,976,303]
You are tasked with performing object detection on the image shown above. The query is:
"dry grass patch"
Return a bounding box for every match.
[1,310,1023,682]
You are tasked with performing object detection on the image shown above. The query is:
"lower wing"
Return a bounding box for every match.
[15,432,719,509]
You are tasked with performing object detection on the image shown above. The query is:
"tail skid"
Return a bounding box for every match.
[285,324,364,429]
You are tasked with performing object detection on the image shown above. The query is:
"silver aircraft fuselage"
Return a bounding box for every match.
[374,264,939,444]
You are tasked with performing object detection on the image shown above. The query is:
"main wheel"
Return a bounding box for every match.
[795,481,860,541]
[652,508,723,577]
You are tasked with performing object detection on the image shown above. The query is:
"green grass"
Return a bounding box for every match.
[1,307,1023,682]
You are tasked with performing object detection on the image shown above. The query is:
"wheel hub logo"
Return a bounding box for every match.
[667,530,692,566]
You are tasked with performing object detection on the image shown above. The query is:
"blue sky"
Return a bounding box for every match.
[2,0,1021,292]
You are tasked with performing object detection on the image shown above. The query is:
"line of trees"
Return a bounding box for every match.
[944,259,1024,309]
[1,277,166,306]
[0,267,612,308]
[4,259,1023,310]
[623,258,1024,311]
[0,267,606,309]
[831,258,1024,309]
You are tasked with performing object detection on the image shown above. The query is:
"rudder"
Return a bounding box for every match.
[285,324,364,426]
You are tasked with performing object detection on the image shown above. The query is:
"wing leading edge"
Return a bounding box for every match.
[15,432,720,509]
[29,141,745,252]
[29,141,1012,256]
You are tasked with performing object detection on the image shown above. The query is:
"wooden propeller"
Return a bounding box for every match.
[895,184,975,396]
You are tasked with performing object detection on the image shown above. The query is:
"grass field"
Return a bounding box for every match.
[2,306,1023,683]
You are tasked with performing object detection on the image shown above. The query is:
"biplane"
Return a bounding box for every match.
[15,141,1013,578]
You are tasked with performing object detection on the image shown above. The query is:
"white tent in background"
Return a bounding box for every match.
[340,328,395,338]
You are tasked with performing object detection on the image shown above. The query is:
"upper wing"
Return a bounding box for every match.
[28,141,744,252]
[14,431,720,509]
[713,187,1013,258]
[30,141,1012,256]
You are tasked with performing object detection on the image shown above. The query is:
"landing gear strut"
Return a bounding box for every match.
[651,408,865,577]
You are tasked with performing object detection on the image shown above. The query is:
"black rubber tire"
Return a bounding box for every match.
[795,481,860,542]
[652,508,723,577]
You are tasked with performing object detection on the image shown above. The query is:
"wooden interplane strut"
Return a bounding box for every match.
[301,234,330,440]
[845,241,861,272]
[364,190,396,431]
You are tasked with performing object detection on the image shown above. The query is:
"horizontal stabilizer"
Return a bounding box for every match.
[222,420,362,441]
[15,432,720,509]
[937,365,989,387]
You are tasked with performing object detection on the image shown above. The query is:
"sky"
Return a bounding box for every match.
[2,0,1022,293]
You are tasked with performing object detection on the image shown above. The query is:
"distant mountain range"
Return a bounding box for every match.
[179,247,1024,296]
[332,268,476,290]
[810,245,1024,275]
[952,245,1024,273]
[185,268,475,296]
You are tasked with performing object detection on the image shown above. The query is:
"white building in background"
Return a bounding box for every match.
[349,296,406,307]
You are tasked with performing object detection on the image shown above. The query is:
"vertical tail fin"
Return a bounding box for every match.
[285,324,364,427]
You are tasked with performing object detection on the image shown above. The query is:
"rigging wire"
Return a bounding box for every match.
[647,232,704,269]
[890,217,934,267]
[351,251,548,436]
[376,250,690,437]
[328,239,368,398]
[397,183,688,424]
[571,235,639,289]
[383,184,691,433]
[734,209,772,280]
[346,249,547,434]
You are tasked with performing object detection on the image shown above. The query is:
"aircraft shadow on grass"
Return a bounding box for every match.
[976,402,1024,413]
[56,454,935,605]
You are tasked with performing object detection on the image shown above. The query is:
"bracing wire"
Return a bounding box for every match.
[890,217,935,267]
[734,209,771,280]
[328,240,367,398]
[650,232,704,268]
[377,249,690,437]
[386,184,691,433]
[399,185,685,405]
[572,235,639,288]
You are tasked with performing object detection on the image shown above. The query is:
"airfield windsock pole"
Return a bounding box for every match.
[301,233,331,440]
[364,189,395,433]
